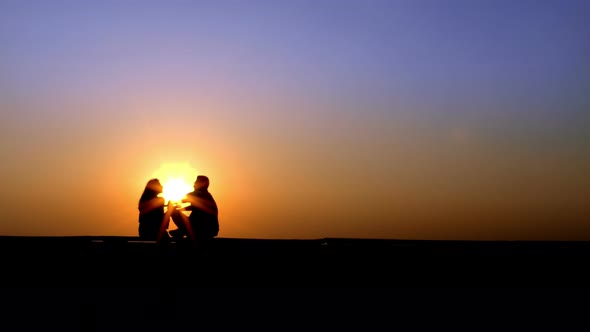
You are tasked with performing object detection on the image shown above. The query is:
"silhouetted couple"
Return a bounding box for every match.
[137,175,219,244]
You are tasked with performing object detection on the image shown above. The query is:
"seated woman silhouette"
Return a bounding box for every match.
[138,178,186,241]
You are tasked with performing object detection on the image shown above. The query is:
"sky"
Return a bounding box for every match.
[1,0,589,240]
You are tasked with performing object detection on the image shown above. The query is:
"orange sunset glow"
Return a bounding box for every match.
[152,163,197,203]
[1,1,589,241]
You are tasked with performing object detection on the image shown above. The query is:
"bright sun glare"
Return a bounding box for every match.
[162,178,193,203]
[152,163,197,203]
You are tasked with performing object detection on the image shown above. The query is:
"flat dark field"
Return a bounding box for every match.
[2,236,589,288]
[2,236,589,330]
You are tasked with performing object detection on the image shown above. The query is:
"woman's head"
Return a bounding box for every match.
[146,178,163,193]
[139,178,163,203]
[139,178,164,204]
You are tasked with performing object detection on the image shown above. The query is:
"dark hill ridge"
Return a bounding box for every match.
[1,236,589,287]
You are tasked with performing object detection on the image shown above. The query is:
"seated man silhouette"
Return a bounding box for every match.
[169,175,219,241]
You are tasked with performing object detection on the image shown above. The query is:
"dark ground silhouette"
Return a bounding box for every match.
[1,236,589,288]
[1,236,588,330]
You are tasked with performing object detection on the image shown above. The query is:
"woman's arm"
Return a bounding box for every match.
[138,197,165,215]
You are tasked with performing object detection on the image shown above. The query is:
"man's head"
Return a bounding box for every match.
[194,175,209,190]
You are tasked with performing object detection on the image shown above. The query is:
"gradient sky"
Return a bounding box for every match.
[1,0,589,240]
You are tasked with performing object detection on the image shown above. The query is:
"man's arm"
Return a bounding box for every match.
[182,195,218,215]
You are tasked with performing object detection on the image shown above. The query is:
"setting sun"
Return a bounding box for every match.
[161,178,193,203]
[152,163,198,203]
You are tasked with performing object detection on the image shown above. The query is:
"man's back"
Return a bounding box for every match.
[187,189,219,239]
